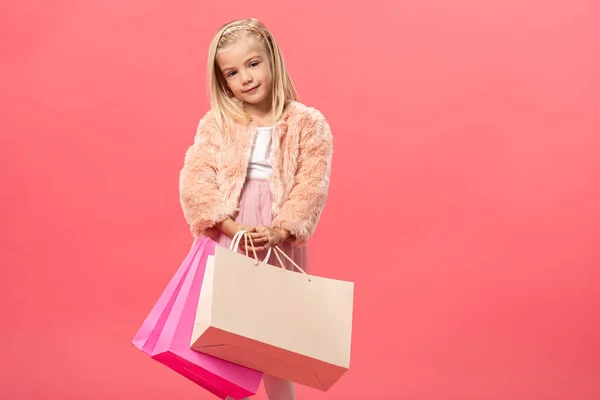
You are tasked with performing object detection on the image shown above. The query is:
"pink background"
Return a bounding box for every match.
[1,0,599,399]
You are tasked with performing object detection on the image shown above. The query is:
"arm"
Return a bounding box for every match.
[215,218,255,239]
[271,110,333,246]
[179,112,230,238]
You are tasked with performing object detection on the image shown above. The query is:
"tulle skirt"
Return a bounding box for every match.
[217,177,309,273]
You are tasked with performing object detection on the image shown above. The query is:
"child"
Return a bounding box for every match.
[178,18,333,400]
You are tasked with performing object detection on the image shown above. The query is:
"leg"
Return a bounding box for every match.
[225,376,295,400]
[263,374,296,400]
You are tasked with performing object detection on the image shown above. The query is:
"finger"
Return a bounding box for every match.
[239,240,254,249]
[246,236,263,247]
[256,225,268,232]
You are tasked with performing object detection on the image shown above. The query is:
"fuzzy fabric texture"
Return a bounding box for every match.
[179,100,333,246]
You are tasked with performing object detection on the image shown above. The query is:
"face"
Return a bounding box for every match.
[217,36,273,108]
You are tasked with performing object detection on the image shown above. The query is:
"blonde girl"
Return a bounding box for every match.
[179,17,333,400]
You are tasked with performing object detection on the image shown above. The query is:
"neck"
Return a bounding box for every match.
[244,99,275,126]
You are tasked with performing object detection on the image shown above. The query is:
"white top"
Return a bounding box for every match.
[247,126,274,179]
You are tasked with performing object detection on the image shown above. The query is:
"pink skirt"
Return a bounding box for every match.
[217,178,309,273]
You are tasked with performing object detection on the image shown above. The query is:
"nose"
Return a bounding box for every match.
[240,70,253,85]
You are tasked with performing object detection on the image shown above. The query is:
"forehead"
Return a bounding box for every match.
[216,36,267,69]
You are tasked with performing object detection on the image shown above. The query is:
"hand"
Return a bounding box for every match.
[235,223,255,236]
[236,224,260,253]
[245,224,290,252]
[215,218,255,240]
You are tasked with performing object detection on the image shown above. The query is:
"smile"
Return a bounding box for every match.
[243,85,260,94]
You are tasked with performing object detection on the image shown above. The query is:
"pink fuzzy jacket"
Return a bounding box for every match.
[179,100,333,245]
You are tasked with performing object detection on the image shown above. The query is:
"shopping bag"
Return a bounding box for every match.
[132,236,262,399]
[190,231,354,392]
[132,237,203,354]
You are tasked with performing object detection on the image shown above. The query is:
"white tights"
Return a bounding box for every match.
[226,375,295,400]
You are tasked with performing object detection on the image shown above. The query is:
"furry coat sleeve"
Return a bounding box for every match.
[272,109,333,245]
[179,112,228,238]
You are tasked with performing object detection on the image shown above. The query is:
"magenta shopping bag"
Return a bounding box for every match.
[132,237,262,399]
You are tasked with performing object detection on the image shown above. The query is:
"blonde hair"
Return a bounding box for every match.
[207,18,299,129]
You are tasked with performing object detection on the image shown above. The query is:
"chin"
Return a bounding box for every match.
[244,95,268,105]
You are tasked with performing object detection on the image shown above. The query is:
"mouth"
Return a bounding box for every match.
[242,85,260,94]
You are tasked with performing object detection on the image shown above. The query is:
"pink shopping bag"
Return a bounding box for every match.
[132,237,263,399]
[132,238,203,354]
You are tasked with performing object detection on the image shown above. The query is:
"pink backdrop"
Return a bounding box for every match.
[1,0,599,399]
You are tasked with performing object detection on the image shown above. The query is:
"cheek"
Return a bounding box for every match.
[228,80,241,92]
[262,68,273,85]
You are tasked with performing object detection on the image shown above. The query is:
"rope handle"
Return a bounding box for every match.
[230,230,311,281]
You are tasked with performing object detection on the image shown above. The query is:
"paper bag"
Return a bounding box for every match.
[191,231,354,392]
[132,236,262,399]
[132,237,203,354]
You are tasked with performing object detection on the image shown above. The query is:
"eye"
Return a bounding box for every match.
[226,71,237,77]
[249,61,260,68]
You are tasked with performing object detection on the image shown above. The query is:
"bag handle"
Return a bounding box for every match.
[230,230,264,265]
[230,230,311,281]
[230,230,259,266]
[271,245,311,282]
[230,230,245,251]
